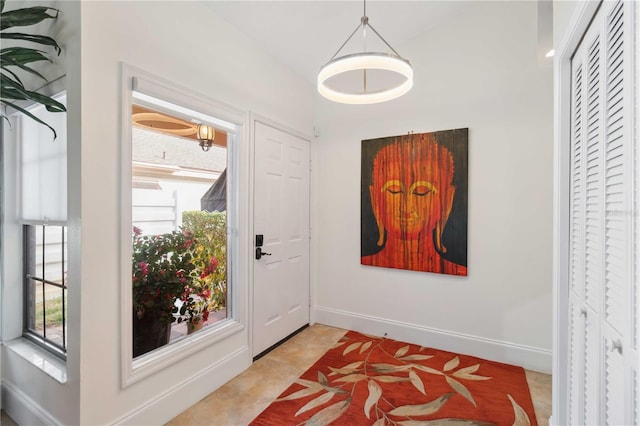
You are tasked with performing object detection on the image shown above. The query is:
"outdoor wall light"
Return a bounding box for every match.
[196,123,215,152]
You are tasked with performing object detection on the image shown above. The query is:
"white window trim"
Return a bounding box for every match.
[120,64,249,388]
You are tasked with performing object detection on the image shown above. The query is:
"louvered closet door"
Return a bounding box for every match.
[569,40,587,426]
[568,1,638,425]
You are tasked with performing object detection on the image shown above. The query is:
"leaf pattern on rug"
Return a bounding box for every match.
[306,398,351,426]
[387,393,454,417]
[251,331,537,426]
[364,379,383,418]
[508,394,532,426]
[408,370,426,395]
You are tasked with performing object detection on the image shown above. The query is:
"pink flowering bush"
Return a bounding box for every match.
[132,226,196,326]
[177,256,219,325]
[180,211,227,325]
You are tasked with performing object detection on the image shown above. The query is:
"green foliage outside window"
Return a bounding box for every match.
[181,210,227,318]
[131,210,226,334]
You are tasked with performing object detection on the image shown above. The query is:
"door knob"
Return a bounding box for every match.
[608,339,623,354]
[255,247,272,260]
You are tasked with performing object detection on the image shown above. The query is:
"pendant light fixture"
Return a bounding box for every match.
[317,0,413,105]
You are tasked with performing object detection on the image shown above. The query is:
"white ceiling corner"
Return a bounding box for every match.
[204,1,467,84]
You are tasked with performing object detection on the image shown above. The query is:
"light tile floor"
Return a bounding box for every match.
[168,324,552,426]
[1,411,18,426]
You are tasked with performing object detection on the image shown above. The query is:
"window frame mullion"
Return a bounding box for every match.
[22,223,68,360]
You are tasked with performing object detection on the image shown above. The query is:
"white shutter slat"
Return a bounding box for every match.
[605,168,623,182]
[605,139,623,156]
[606,100,623,122]
[606,36,624,71]
[570,61,585,297]
[605,191,623,206]
[606,1,624,53]
[604,0,628,336]
[604,224,625,245]
[584,32,602,312]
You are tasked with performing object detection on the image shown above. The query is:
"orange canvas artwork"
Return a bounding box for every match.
[361,129,468,276]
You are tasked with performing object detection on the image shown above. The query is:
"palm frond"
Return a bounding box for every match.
[0,3,65,138]
[0,7,59,31]
[1,48,51,81]
[1,76,66,113]
[1,99,57,139]
[1,67,25,87]
[0,33,61,54]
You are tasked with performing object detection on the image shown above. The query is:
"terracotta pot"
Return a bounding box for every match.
[187,320,205,335]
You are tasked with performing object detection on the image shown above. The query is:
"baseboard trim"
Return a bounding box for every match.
[313,306,552,373]
[2,380,61,426]
[113,345,250,425]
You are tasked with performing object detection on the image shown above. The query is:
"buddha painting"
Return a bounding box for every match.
[361,129,468,276]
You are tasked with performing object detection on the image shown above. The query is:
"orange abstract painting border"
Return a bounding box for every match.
[361,129,468,276]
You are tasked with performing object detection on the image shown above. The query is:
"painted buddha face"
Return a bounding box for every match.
[370,134,455,242]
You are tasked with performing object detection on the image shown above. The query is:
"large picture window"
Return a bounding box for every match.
[129,91,235,358]
[121,69,245,386]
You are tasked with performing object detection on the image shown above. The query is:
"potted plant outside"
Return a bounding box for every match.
[131,226,196,357]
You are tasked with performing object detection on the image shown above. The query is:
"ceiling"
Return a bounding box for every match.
[205,1,467,84]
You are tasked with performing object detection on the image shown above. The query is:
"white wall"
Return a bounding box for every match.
[3,1,314,425]
[2,1,81,425]
[312,1,553,373]
[77,2,313,424]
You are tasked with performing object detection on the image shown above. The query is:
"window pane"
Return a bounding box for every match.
[23,225,68,354]
[43,226,66,282]
[33,225,44,276]
[131,98,232,358]
[41,282,65,348]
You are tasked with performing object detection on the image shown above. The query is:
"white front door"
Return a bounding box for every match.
[253,121,310,356]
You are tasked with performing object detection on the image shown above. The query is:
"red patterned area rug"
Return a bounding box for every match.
[250,331,537,426]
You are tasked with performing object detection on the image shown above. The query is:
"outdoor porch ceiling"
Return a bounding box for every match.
[132,104,228,148]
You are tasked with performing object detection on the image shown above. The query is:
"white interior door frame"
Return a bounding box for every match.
[248,112,312,358]
[553,2,602,425]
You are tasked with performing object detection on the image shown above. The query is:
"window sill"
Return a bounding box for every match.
[3,338,67,384]
[124,317,243,388]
